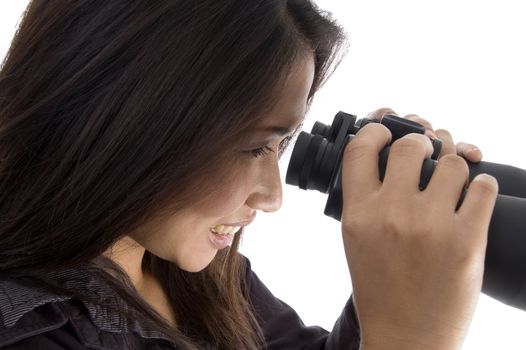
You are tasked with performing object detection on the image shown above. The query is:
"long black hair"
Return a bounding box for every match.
[0,0,347,348]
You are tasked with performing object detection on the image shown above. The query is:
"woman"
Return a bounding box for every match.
[0,0,496,349]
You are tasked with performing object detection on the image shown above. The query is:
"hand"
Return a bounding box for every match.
[340,122,498,349]
[366,107,482,163]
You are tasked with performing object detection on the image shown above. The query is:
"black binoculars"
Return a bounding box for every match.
[286,111,526,312]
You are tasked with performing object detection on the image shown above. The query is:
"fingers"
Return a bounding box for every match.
[365,109,483,165]
[456,142,483,163]
[382,133,434,194]
[404,114,437,139]
[366,107,398,122]
[341,123,392,200]
[434,129,456,156]
[434,129,483,163]
[366,110,435,139]
[457,174,498,234]
[425,154,470,211]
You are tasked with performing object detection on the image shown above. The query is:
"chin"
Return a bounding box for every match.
[174,251,217,273]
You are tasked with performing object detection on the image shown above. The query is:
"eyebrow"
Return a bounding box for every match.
[260,125,294,136]
[259,119,304,136]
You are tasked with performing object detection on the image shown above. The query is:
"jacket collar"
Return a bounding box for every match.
[0,265,177,348]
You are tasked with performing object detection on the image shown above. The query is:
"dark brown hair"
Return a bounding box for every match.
[0,0,347,348]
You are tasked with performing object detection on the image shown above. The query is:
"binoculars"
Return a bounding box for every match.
[286,111,526,312]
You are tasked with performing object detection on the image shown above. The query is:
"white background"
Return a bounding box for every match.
[2,1,525,349]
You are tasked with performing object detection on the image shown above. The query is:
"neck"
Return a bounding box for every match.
[102,235,147,291]
[101,236,178,327]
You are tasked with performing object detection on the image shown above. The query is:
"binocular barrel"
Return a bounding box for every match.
[286,111,526,311]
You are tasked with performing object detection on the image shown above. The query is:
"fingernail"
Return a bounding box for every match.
[468,147,480,154]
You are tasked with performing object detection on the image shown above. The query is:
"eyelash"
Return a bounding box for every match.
[250,146,273,158]
[249,136,293,159]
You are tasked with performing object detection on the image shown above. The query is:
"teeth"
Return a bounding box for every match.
[211,224,241,236]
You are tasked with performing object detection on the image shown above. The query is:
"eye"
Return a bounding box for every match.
[247,136,294,159]
[249,146,274,158]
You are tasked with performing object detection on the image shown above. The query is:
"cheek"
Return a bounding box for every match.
[188,162,253,218]
[206,182,249,216]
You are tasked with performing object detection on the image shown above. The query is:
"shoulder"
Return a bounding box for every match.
[5,332,82,350]
[0,300,85,349]
[0,273,76,347]
[0,274,173,349]
[0,301,155,349]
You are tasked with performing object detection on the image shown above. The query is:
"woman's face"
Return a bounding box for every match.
[131,54,315,272]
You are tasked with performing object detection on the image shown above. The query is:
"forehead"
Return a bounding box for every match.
[255,53,315,132]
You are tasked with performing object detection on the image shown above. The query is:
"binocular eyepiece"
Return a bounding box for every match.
[286,111,526,312]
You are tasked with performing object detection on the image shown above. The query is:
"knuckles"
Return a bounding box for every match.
[343,123,391,160]
[471,174,499,195]
[434,128,452,139]
[390,134,430,157]
[343,139,371,164]
[355,122,392,139]
[437,154,469,177]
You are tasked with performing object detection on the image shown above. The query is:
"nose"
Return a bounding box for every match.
[245,154,282,213]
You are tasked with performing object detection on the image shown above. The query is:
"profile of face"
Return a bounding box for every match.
[126,53,315,273]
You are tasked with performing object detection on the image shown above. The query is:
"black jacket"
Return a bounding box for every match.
[0,255,360,349]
